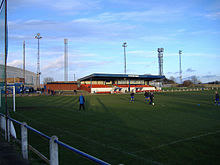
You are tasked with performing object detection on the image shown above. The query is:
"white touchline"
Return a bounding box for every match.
[16,112,163,165]
[132,130,220,154]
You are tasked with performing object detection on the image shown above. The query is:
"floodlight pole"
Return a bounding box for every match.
[122,42,127,74]
[23,40,25,85]
[179,50,182,84]
[4,0,9,142]
[64,39,68,81]
[35,33,42,89]
[157,48,164,76]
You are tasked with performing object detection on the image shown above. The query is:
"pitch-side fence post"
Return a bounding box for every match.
[4,116,6,140]
[8,118,10,142]
[5,116,10,142]
[21,122,28,160]
[50,136,59,165]
[13,86,15,112]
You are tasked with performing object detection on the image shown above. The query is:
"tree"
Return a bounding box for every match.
[43,77,54,84]
[162,77,176,84]
[191,75,201,84]
[169,76,176,83]
[183,80,194,87]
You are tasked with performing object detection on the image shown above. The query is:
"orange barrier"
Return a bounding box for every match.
[46,84,77,91]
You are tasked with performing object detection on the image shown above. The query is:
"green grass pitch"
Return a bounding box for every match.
[9,90,220,165]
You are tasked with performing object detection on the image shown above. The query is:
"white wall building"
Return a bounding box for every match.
[0,64,37,87]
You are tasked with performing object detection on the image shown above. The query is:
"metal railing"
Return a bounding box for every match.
[0,113,110,165]
[161,87,217,92]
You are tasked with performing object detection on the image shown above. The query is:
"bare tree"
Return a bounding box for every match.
[43,77,54,84]
[183,80,194,87]
[191,75,200,84]
[169,76,176,83]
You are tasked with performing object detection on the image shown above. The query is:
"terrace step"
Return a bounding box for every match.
[0,139,30,165]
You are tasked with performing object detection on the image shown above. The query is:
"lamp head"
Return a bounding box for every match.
[158,48,164,52]
[122,42,127,47]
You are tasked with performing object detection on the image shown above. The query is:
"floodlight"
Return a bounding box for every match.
[122,42,127,47]
[158,48,164,52]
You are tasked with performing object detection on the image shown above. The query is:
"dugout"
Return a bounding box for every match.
[78,73,165,93]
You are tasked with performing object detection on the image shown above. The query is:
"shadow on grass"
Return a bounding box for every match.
[96,97,109,111]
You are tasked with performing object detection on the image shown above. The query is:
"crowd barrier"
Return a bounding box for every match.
[0,113,110,165]
[161,87,218,93]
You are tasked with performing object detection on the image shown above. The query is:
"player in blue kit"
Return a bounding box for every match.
[130,91,135,102]
[215,91,219,106]
[144,91,150,102]
[79,94,85,110]
[149,92,154,105]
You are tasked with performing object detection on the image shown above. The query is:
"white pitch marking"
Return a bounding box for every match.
[132,130,220,154]
[16,113,163,165]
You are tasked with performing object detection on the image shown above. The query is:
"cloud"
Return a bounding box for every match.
[8,17,136,42]
[199,75,220,83]
[40,50,110,79]
[9,0,101,14]
[73,7,184,24]
[204,12,220,20]
[127,50,155,57]
[201,75,217,79]
[42,56,64,71]
[140,35,171,42]
[8,60,23,68]
[38,50,110,81]
[176,29,186,33]
[180,52,220,58]
[7,59,36,73]
[166,71,179,75]
[186,68,196,73]
[50,0,100,12]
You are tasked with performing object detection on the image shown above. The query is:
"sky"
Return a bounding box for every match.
[5,0,220,83]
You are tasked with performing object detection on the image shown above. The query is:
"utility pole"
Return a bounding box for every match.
[179,50,182,84]
[23,40,25,85]
[35,33,42,89]
[122,42,127,74]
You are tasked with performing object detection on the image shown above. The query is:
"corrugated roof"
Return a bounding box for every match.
[78,73,165,81]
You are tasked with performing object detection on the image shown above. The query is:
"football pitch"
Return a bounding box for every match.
[9,90,220,165]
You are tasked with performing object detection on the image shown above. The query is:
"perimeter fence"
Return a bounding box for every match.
[0,112,111,165]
